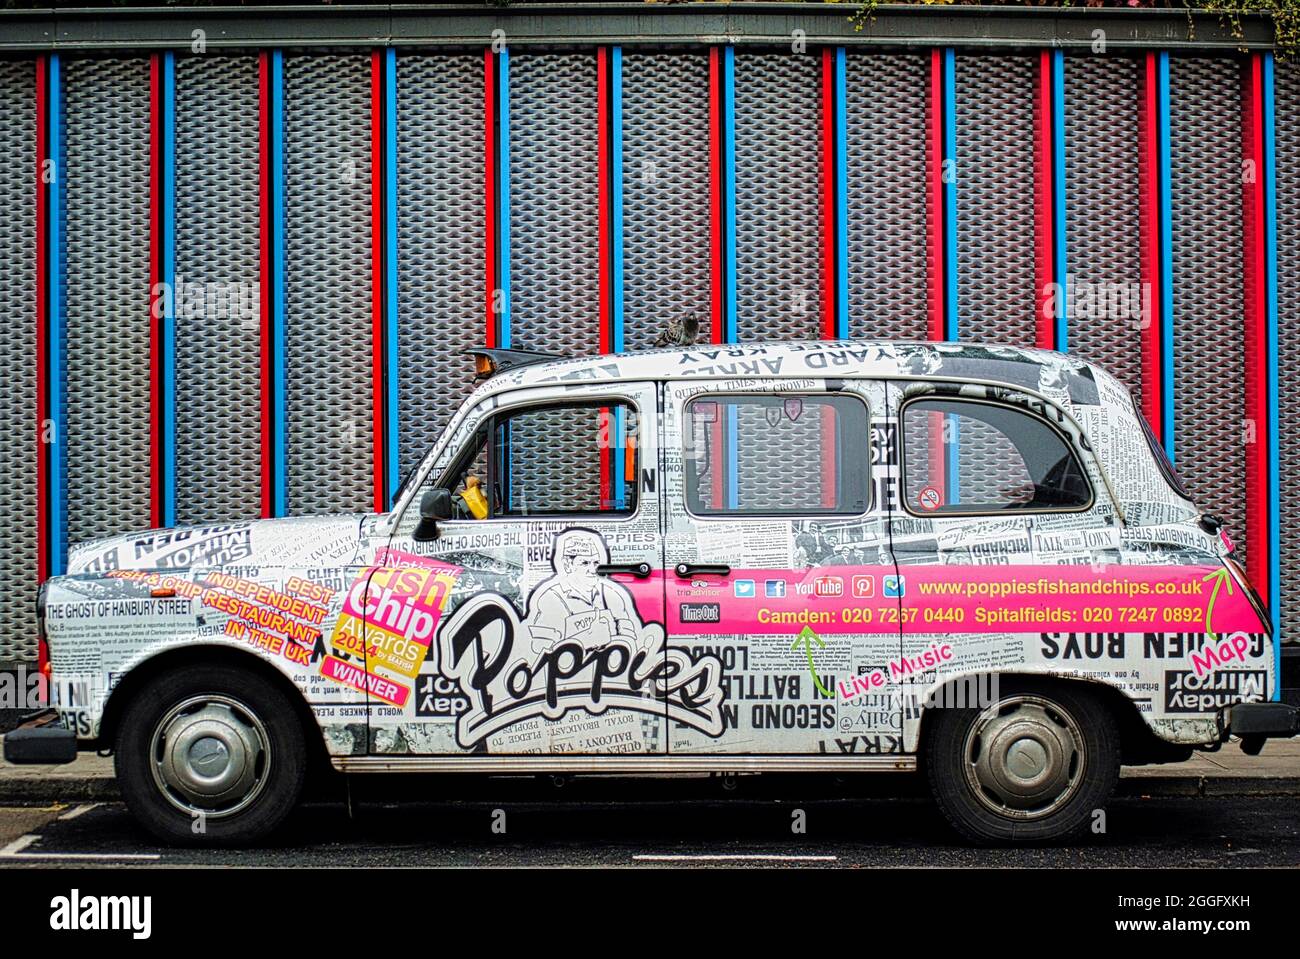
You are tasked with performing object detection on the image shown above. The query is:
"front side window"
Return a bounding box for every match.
[440,401,639,519]
[901,397,1091,515]
[684,394,870,516]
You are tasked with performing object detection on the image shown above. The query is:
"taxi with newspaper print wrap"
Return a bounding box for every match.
[7,341,1296,845]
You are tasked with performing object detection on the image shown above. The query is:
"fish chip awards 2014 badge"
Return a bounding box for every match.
[323,549,463,707]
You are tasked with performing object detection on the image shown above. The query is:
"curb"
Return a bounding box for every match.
[1117,776,1300,799]
[0,777,119,803]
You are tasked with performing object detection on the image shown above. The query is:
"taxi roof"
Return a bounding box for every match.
[476,339,1109,408]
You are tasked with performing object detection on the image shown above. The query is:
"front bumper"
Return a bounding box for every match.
[2,710,77,765]
[1224,702,1300,755]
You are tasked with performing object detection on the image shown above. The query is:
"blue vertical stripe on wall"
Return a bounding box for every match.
[497,48,512,349]
[161,52,177,528]
[47,54,65,574]
[1051,49,1068,353]
[1157,52,1175,463]
[610,47,626,506]
[270,50,287,518]
[834,47,849,339]
[1262,53,1282,667]
[383,47,400,507]
[941,50,960,502]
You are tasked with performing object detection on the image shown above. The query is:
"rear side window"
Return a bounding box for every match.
[1135,398,1191,500]
[683,394,870,516]
[901,397,1091,515]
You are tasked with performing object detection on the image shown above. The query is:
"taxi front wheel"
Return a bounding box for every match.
[115,665,307,846]
[925,682,1120,845]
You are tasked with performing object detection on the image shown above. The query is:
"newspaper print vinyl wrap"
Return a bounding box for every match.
[39,342,1271,757]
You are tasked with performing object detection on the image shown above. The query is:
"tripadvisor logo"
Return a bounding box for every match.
[50,889,151,939]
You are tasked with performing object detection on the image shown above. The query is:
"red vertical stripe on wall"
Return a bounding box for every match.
[707,49,726,506]
[597,48,612,355]
[369,51,387,514]
[926,50,945,344]
[821,49,838,340]
[596,48,612,504]
[1137,53,1164,439]
[1034,52,1056,351]
[258,52,274,519]
[1241,57,1270,595]
[148,54,164,529]
[483,50,498,349]
[34,58,48,583]
[818,52,839,506]
[709,48,724,346]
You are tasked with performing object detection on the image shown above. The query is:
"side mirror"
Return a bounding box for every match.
[414,489,453,542]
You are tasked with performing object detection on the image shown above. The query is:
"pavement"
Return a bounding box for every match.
[1,734,1298,803]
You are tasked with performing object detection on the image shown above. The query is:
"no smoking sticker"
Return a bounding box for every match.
[918,486,943,511]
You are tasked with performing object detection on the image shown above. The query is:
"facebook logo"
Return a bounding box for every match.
[883,575,906,599]
[765,580,787,598]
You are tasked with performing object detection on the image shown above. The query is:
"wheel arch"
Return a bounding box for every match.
[909,670,1194,766]
[97,644,331,770]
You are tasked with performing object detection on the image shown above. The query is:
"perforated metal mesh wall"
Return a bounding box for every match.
[395,54,485,480]
[173,55,262,525]
[283,55,374,515]
[844,53,930,339]
[731,53,824,341]
[733,403,827,509]
[508,53,601,354]
[954,56,1038,344]
[1274,59,1299,640]
[0,61,38,661]
[1169,57,1246,554]
[62,58,153,547]
[620,53,712,351]
[1063,56,1146,407]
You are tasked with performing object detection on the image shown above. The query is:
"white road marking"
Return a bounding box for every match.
[3,851,161,861]
[0,835,38,857]
[633,853,836,863]
[2,810,160,861]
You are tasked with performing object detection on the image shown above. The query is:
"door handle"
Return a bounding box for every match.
[674,563,732,578]
[596,562,653,580]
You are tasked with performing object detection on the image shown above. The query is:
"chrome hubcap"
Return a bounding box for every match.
[962,695,1085,821]
[149,696,270,819]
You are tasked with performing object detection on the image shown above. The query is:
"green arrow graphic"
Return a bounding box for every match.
[792,625,835,699]
[1202,567,1234,643]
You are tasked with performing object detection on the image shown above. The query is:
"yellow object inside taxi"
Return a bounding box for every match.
[460,476,489,520]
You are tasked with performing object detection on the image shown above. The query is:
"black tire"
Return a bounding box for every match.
[924,680,1120,845]
[115,664,307,846]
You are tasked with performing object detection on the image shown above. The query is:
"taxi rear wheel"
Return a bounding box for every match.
[115,665,306,846]
[925,681,1119,844]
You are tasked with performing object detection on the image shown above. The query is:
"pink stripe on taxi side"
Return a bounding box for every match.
[666,565,1266,637]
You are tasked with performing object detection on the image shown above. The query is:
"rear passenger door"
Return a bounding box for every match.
[661,379,904,757]
[888,380,1123,723]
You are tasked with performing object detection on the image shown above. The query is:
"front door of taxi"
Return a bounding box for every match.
[661,378,905,757]
[357,381,668,757]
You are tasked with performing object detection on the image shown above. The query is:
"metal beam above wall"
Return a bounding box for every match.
[0,3,1278,54]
